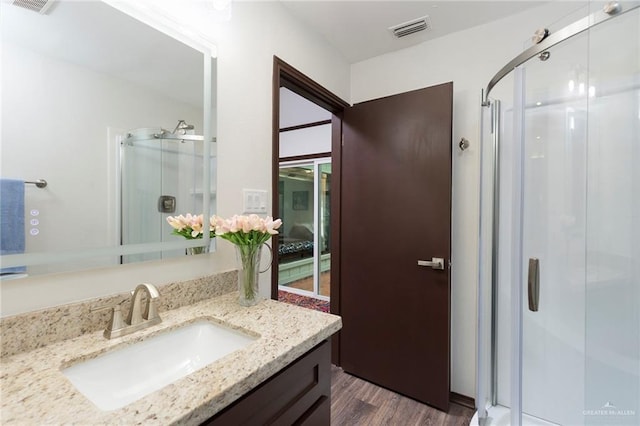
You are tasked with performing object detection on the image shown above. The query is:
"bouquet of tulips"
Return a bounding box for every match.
[167,213,282,242]
[166,213,216,239]
[214,214,282,306]
[213,214,282,244]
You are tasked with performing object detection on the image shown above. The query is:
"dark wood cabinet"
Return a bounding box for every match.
[203,340,331,426]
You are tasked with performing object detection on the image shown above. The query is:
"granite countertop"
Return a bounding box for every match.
[0,292,342,425]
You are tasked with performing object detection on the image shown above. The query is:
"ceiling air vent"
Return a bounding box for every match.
[11,0,55,14]
[389,16,431,39]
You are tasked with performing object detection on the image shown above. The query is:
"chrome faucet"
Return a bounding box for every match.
[93,283,162,339]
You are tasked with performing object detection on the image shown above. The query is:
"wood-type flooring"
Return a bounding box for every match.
[331,365,474,425]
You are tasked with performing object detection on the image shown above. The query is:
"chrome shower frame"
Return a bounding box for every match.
[481,1,639,105]
[123,130,208,145]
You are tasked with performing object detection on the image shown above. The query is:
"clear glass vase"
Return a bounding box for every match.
[186,246,207,255]
[235,243,262,306]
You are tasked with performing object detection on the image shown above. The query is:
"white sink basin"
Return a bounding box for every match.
[62,320,257,411]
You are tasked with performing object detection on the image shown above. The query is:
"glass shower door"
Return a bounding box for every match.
[518,6,640,425]
[583,5,639,424]
[518,28,589,426]
[121,136,164,263]
[121,133,213,262]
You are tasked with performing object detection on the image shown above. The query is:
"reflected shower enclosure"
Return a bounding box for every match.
[120,125,216,263]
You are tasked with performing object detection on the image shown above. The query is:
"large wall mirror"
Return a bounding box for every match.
[0,0,217,278]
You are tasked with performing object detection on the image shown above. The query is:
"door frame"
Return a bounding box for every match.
[271,56,349,363]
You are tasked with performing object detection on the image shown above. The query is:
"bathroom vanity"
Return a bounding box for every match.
[0,273,341,425]
[205,340,331,425]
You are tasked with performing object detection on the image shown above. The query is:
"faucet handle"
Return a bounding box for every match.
[104,304,126,338]
[91,300,127,339]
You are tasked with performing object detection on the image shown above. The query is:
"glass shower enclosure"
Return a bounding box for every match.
[476,2,639,425]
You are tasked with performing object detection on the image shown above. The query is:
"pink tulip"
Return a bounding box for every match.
[265,217,282,235]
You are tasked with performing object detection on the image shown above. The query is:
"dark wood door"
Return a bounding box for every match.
[340,82,453,411]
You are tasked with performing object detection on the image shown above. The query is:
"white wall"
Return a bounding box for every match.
[213,1,351,296]
[279,124,332,158]
[351,1,585,398]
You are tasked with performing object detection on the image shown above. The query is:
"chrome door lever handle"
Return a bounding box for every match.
[417,257,445,270]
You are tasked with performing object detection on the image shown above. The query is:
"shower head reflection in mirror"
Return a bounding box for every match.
[0,0,217,279]
[172,120,196,135]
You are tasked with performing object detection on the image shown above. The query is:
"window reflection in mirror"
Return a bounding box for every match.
[0,1,216,277]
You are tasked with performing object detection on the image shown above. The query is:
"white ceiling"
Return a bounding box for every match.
[3,0,545,114]
[279,1,544,63]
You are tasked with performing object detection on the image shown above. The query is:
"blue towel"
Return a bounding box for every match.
[0,178,26,274]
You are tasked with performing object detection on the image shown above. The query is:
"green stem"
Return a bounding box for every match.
[238,244,261,303]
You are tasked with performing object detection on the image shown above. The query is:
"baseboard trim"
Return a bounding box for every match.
[450,392,475,409]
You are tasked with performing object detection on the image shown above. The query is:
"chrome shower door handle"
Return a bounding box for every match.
[528,258,540,312]
[417,257,445,270]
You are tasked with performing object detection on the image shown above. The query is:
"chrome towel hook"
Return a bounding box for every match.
[459,138,470,151]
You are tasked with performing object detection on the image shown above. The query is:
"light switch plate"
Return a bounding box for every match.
[243,189,267,214]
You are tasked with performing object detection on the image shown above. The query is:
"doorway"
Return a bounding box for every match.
[271,57,347,302]
[272,58,453,411]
